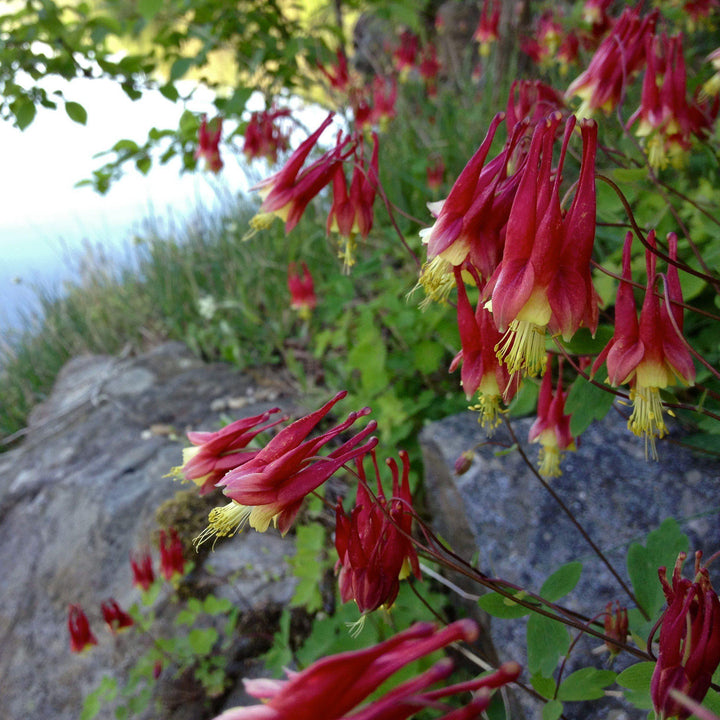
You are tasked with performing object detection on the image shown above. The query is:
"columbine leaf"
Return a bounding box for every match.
[539,562,583,602]
[557,668,617,701]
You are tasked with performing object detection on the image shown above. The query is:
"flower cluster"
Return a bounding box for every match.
[287,261,317,319]
[196,115,223,173]
[243,106,291,164]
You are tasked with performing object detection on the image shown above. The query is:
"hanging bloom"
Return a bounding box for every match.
[243,107,291,164]
[101,599,134,634]
[426,157,445,192]
[369,77,397,129]
[486,114,598,377]
[557,31,580,74]
[528,355,576,477]
[474,0,500,56]
[603,601,629,656]
[287,261,317,319]
[651,551,720,720]
[251,114,350,234]
[159,527,186,580]
[196,115,223,173]
[535,11,565,67]
[419,43,441,96]
[582,0,613,39]
[450,265,516,431]
[592,231,695,457]
[130,549,155,591]
[393,29,419,76]
[212,620,521,720]
[168,408,284,495]
[326,133,379,270]
[702,48,720,97]
[198,392,377,540]
[506,80,566,135]
[317,48,351,93]
[335,449,421,614]
[566,6,658,118]
[68,604,98,653]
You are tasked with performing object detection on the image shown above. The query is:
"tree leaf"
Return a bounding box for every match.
[13,99,36,130]
[138,0,163,20]
[65,100,87,125]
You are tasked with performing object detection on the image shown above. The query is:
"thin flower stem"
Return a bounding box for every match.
[554,610,607,699]
[373,175,421,270]
[501,415,647,617]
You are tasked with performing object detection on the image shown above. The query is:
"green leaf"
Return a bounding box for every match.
[566,374,616,436]
[203,595,233,616]
[539,562,583,602]
[542,699,563,720]
[527,614,570,677]
[478,590,538,618]
[80,675,118,720]
[559,326,613,355]
[136,155,151,174]
[508,376,539,417]
[627,518,688,618]
[188,627,219,655]
[65,101,87,125]
[138,0,163,20]
[557,668,617,701]
[531,673,557,700]
[13,99,36,130]
[616,661,654,709]
[170,57,194,81]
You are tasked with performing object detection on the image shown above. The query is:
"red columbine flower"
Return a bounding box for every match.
[592,230,695,457]
[213,620,521,720]
[419,43,441,96]
[486,114,598,377]
[474,0,500,57]
[68,604,98,653]
[169,408,284,495]
[101,599,134,634]
[370,77,397,129]
[426,157,445,192]
[651,551,720,720]
[506,80,566,135]
[326,134,379,270]
[199,392,378,539]
[196,115,223,173]
[450,265,516,431]
[318,48,351,93]
[566,6,658,118]
[393,29,419,75]
[243,107,291,164]
[604,601,629,656]
[528,355,575,477]
[160,527,186,580]
[130,549,155,590]
[251,114,351,234]
[335,449,421,614]
[288,261,317,319]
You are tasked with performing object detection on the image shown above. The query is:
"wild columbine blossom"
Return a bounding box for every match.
[486,114,598,377]
[702,48,720,97]
[159,527,186,580]
[317,48,351,93]
[426,157,445,192]
[101,599,134,634]
[243,107,291,164]
[566,6,658,118]
[198,392,377,540]
[288,261,317,319]
[528,355,576,477]
[603,601,629,656]
[212,620,521,720]
[651,551,720,720]
[168,408,284,495]
[474,0,500,56]
[506,79,566,135]
[419,44,441,96]
[68,604,98,652]
[196,115,223,173]
[370,76,397,129]
[335,449,421,614]
[251,114,351,234]
[592,231,695,457]
[326,134,379,270]
[557,31,580,74]
[450,265,516,431]
[130,549,155,591]
[393,29,419,76]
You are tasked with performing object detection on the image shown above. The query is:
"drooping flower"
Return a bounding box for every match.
[566,6,658,118]
[101,599,134,634]
[418,43,441,96]
[369,77,397,129]
[130,549,155,591]
[288,262,317,319]
[159,527,186,580]
[335,449,421,614]
[426,157,445,192]
[212,620,521,720]
[393,29,419,76]
[243,107,291,164]
[196,115,223,173]
[450,265,516,430]
[528,355,576,477]
[326,133,379,270]
[651,551,720,720]
[474,0,500,56]
[506,79,566,136]
[702,48,720,97]
[168,408,285,495]
[486,114,598,377]
[199,392,377,539]
[603,601,629,656]
[251,114,351,234]
[592,231,695,457]
[317,48,351,93]
[68,604,98,653]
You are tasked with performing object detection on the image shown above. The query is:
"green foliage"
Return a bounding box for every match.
[289,523,329,613]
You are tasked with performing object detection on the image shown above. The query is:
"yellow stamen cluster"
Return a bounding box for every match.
[194,501,279,549]
[628,383,667,461]
[495,320,547,377]
[337,234,358,274]
[469,393,505,434]
[414,256,456,308]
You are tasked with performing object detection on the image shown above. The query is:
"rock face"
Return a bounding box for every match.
[0,343,298,720]
[420,411,720,719]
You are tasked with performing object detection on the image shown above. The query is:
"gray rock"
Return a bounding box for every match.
[0,343,298,720]
[420,410,720,719]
